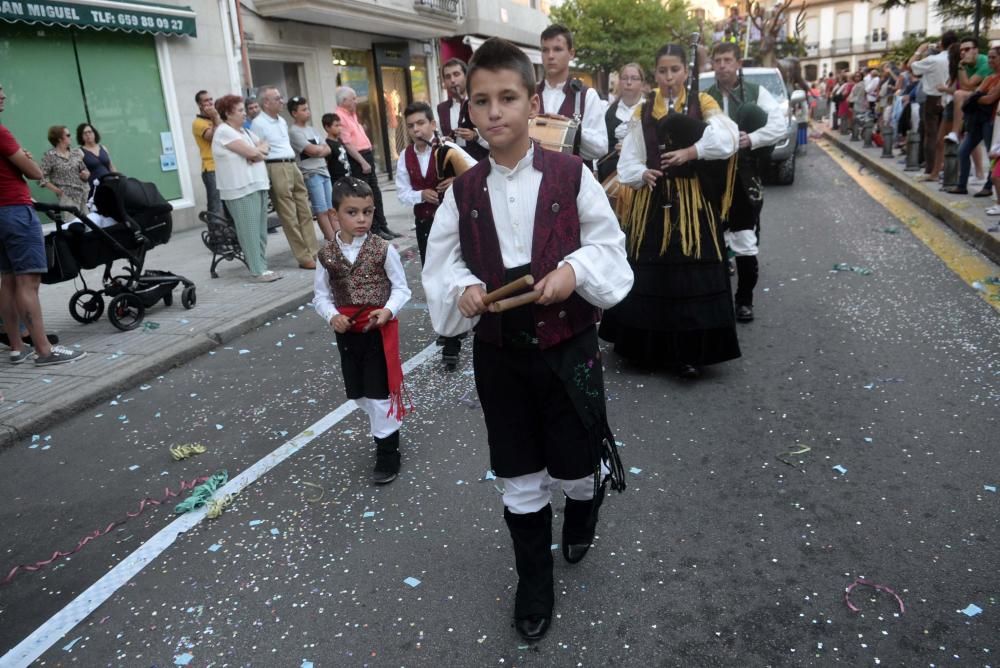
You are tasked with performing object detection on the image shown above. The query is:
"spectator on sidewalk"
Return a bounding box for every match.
[918,42,960,183]
[252,86,322,269]
[287,96,336,242]
[946,37,994,145]
[193,90,223,217]
[832,73,852,131]
[908,31,958,181]
[244,97,261,130]
[0,82,85,366]
[211,94,281,283]
[946,46,1000,196]
[335,86,400,240]
[39,125,90,216]
[321,113,352,182]
[77,123,114,200]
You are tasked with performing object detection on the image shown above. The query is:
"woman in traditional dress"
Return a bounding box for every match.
[599,42,740,379]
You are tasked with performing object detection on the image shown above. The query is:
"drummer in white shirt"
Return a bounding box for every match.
[536,24,608,163]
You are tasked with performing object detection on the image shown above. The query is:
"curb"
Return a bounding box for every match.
[821,129,1000,266]
[0,238,419,449]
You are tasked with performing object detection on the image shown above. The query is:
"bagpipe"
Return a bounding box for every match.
[426,132,471,180]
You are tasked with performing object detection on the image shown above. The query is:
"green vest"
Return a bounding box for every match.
[705,80,761,121]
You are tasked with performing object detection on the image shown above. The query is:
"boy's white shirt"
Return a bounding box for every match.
[395,139,477,207]
[312,233,411,323]
[421,143,634,338]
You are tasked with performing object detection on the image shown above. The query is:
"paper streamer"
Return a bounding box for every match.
[1,475,210,587]
[844,578,905,614]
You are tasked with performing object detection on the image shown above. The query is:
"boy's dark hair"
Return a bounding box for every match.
[332,176,374,209]
[441,57,467,76]
[467,37,537,97]
[403,101,435,122]
[195,89,209,105]
[321,112,341,128]
[287,95,308,115]
[712,42,741,60]
[541,24,573,50]
[941,30,958,49]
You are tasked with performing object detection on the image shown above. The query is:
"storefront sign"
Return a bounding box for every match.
[0,0,197,37]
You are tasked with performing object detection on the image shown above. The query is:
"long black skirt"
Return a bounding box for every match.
[600,181,741,369]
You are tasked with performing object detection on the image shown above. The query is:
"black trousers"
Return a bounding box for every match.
[348,149,390,232]
[415,216,433,264]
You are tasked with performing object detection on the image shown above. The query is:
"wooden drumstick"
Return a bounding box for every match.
[489,290,542,313]
[482,275,535,306]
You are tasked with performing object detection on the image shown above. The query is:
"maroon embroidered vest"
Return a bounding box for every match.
[437,98,488,161]
[452,144,600,350]
[537,79,589,156]
[404,144,439,221]
[318,234,391,307]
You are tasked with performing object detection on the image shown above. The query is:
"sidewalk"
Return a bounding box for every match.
[0,179,414,448]
[820,122,1000,265]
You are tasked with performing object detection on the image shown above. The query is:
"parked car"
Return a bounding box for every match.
[699,67,806,185]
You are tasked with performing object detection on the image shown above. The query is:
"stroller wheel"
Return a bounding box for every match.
[181,285,197,310]
[108,293,146,331]
[69,289,105,324]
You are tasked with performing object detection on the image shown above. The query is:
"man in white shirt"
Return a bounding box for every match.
[537,24,608,162]
[396,101,476,369]
[706,42,786,323]
[909,31,959,179]
[251,86,320,269]
[436,59,490,161]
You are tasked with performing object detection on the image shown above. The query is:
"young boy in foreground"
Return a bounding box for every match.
[421,37,634,642]
[313,177,411,484]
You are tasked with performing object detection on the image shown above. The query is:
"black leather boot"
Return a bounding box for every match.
[561,483,606,564]
[504,505,553,642]
[734,255,759,321]
[372,431,400,485]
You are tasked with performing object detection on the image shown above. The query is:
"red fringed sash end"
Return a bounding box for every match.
[338,305,413,421]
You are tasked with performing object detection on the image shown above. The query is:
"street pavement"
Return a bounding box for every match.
[1,143,998,666]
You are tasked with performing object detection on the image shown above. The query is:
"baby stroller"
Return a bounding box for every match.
[35,173,196,331]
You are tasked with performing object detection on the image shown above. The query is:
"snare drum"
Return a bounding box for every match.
[528,114,580,154]
[601,171,635,222]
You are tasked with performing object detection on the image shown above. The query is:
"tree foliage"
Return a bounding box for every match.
[871,0,998,32]
[549,0,697,76]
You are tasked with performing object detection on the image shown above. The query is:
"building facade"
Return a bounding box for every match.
[790,0,971,80]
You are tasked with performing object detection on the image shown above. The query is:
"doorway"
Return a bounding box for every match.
[373,43,413,174]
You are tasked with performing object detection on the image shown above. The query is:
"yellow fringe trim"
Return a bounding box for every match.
[720,155,738,222]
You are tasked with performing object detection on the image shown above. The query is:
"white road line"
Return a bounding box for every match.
[3,341,441,668]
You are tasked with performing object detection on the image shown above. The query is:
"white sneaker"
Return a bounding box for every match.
[985,205,1000,215]
[253,270,283,283]
[944,131,960,143]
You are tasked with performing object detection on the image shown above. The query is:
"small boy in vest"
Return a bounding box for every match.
[421,37,634,642]
[395,101,476,370]
[313,177,412,484]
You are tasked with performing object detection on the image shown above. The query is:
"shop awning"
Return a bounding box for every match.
[0,0,196,37]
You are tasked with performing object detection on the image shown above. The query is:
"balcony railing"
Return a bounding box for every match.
[805,42,819,56]
[832,37,852,54]
[903,29,927,39]
[414,0,461,18]
[865,38,887,51]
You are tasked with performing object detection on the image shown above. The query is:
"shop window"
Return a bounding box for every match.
[250,59,305,119]
[0,24,180,200]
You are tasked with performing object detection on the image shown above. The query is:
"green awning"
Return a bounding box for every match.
[0,0,196,37]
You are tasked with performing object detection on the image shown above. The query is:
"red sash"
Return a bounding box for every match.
[338,304,411,420]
